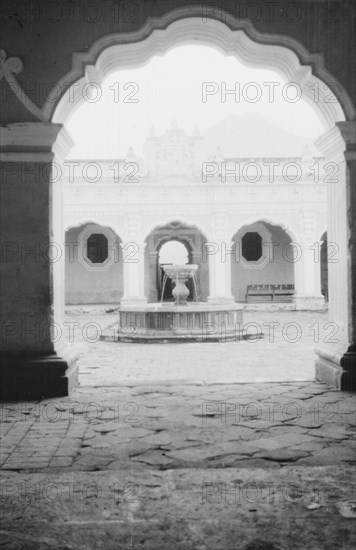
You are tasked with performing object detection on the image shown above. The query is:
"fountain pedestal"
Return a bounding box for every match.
[162,264,198,306]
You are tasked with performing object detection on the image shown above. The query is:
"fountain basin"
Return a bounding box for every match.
[101,302,259,343]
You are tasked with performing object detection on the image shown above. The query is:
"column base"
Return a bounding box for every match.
[0,346,79,401]
[315,344,356,391]
[293,295,326,310]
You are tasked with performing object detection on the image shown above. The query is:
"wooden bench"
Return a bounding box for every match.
[246,284,294,303]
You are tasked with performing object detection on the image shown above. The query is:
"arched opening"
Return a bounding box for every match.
[231,221,295,303]
[158,240,190,302]
[45,11,353,389]
[65,223,123,306]
[144,221,209,303]
[1,9,356,550]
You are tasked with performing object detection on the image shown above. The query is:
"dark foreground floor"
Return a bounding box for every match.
[1,379,355,549]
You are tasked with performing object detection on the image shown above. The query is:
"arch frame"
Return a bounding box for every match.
[76,223,118,272]
[64,220,123,240]
[154,234,194,258]
[47,8,352,130]
[229,216,299,244]
[142,217,211,246]
[1,6,355,401]
[144,220,210,303]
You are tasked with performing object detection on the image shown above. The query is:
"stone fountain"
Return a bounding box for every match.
[162,264,198,305]
[102,264,253,343]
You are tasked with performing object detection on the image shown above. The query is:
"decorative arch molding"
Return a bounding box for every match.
[76,223,115,272]
[232,222,272,271]
[47,8,352,128]
[142,217,211,244]
[229,216,299,244]
[154,234,194,257]
[64,220,123,241]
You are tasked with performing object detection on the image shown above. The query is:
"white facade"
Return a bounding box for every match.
[63,124,327,308]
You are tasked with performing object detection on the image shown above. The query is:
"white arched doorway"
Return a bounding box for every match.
[43,11,354,390]
[158,240,190,302]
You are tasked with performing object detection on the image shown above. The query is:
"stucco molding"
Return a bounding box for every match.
[0,50,47,122]
[229,216,299,244]
[44,10,351,128]
[233,222,272,271]
[65,219,125,252]
[141,215,211,243]
[0,122,61,162]
[152,233,196,258]
[52,128,75,164]
[77,223,118,272]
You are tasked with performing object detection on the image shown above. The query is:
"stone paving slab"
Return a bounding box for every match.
[1,382,354,473]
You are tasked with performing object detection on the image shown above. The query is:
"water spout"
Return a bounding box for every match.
[160,272,168,304]
[192,273,199,302]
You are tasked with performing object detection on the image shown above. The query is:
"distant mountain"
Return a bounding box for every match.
[201,113,317,158]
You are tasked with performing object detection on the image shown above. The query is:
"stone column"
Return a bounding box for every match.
[52,129,75,328]
[206,214,234,303]
[0,123,78,399]
[207,240,235,304]
[293,237,325,310]
[120,241,147,305]
[314,122,356,390]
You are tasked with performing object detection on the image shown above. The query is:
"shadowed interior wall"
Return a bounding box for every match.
[231,223,294,301]
[65,225,123,304]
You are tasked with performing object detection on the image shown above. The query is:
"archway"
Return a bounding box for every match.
[64,222,124,306]
[231,221,295,304]
[144,221,209,303]
[158,240,190,302]
[46,14,353,390]
[1,9,352,399]
[47,12,352,125]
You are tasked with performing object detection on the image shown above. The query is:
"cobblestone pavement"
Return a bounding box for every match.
[1,381,355,471]
[1,311,355,549]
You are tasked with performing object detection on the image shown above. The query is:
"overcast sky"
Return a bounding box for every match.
[66,44,324,158]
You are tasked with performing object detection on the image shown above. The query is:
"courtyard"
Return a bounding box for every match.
[1,2,356,549]
[70,311,327,385]
[1,311,355,549]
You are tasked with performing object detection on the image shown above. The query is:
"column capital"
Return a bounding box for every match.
[0,122,63,163]
[52,127,75,163]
